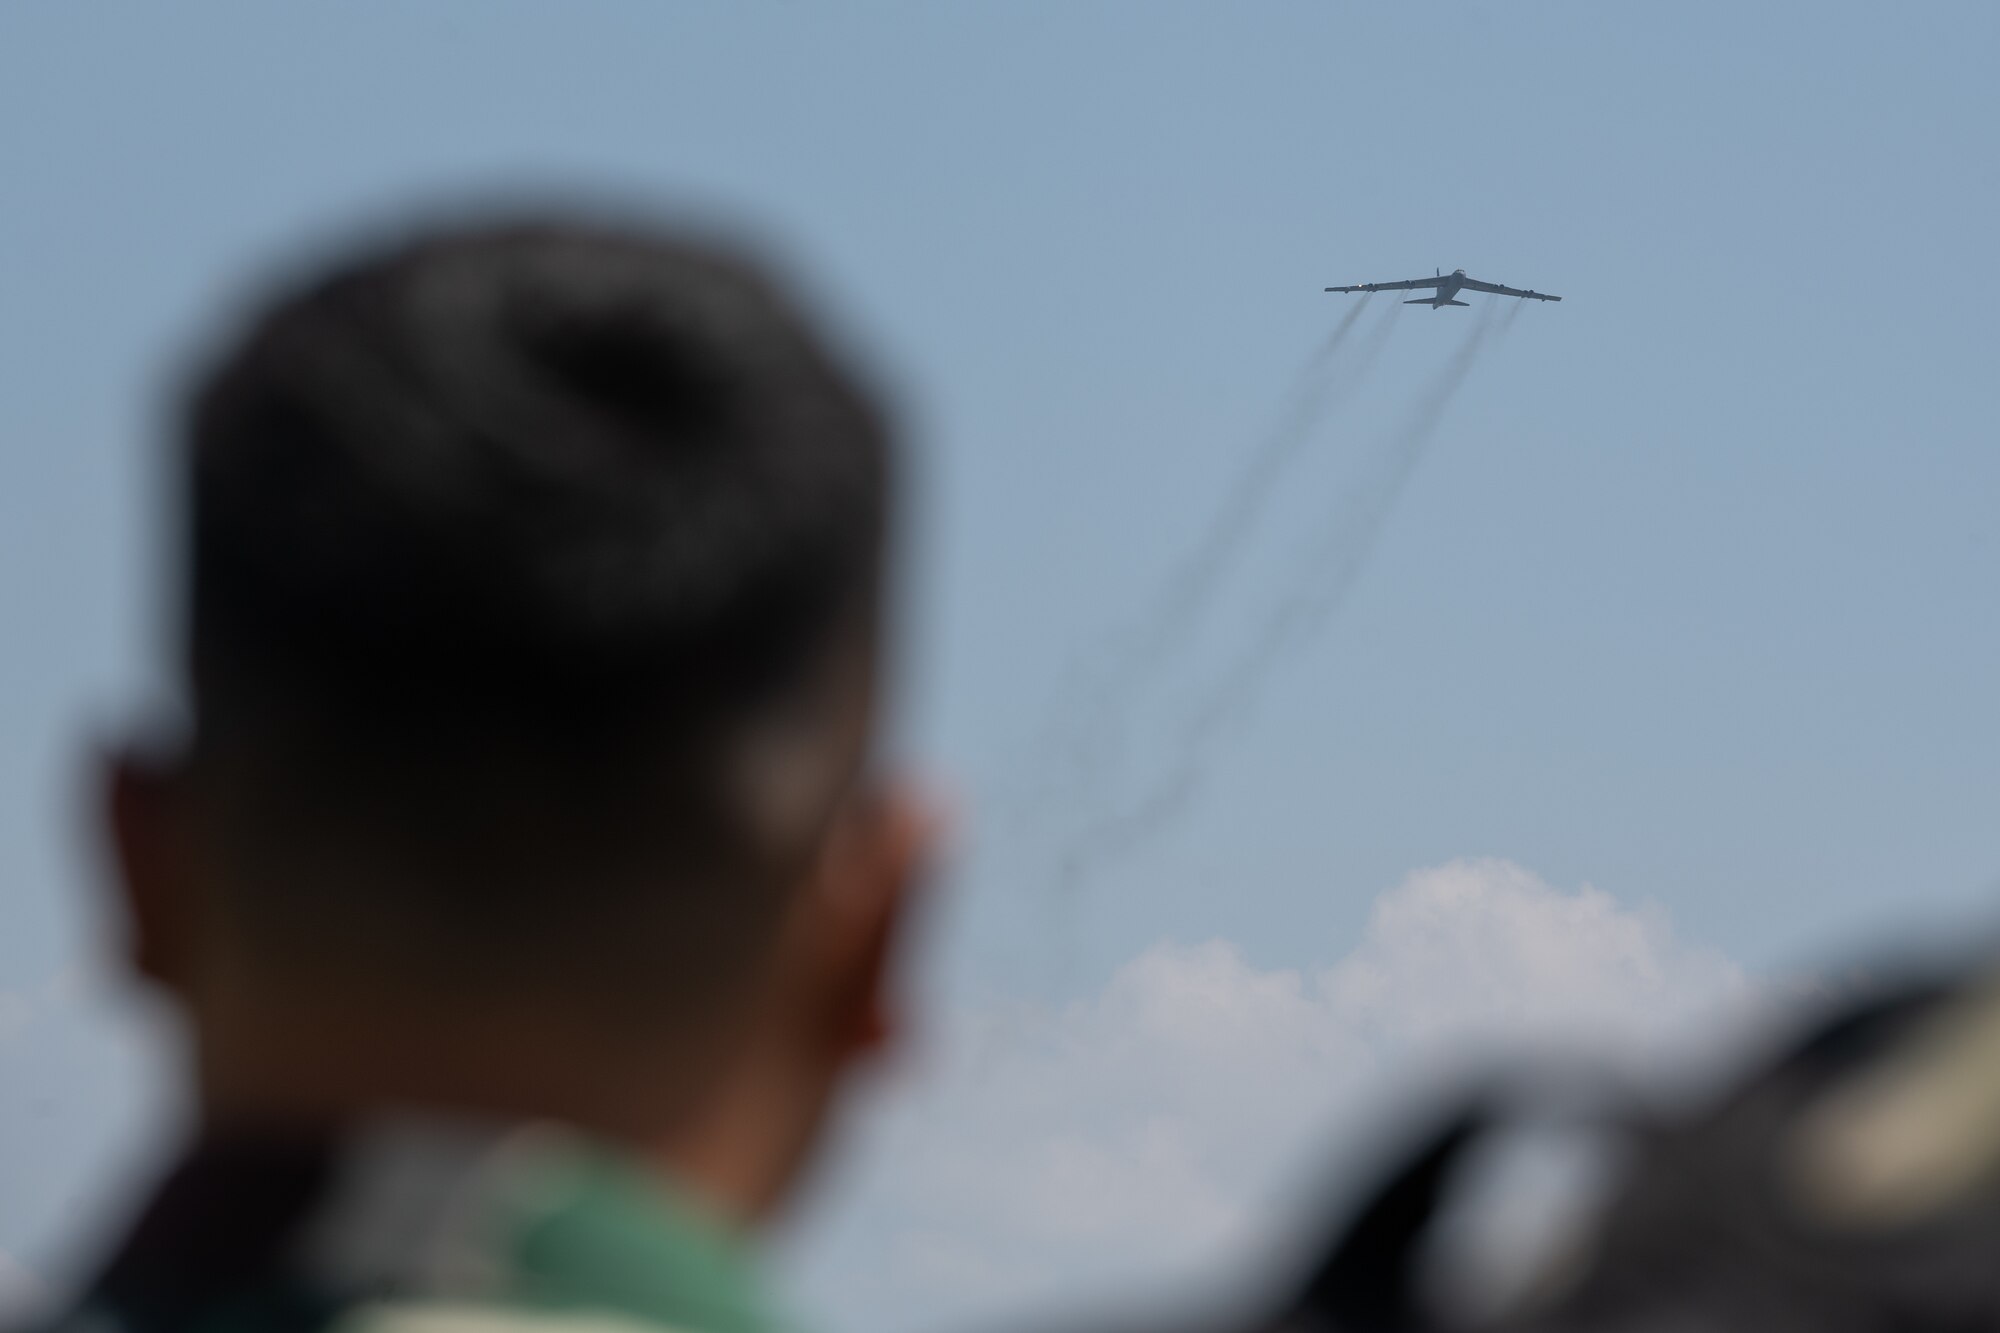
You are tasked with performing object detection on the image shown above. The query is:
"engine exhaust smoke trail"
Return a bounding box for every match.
[1118,294,1385,670]
[1024,297,1393,828]
[1054,302,1503,896]
[1237,299,1501,675]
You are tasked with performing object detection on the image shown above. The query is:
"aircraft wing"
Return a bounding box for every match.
[1457,276,1562,302]
[1323,276,1442,294]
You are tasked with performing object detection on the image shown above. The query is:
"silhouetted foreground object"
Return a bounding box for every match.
[1251,964,2000,1333]
[1504,970,2000,1333]
[29,213,936,1333]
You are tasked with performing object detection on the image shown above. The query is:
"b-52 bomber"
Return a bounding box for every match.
[1325,268,1561,308]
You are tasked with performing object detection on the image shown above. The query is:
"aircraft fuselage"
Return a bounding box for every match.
[1408,269,1472,309]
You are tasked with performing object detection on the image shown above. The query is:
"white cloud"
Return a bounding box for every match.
[781,859,1775,1333]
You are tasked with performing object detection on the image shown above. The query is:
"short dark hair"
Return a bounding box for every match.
[181,217,893,989]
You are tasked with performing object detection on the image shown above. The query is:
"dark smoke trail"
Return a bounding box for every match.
[1053,302,1503,894]
[1025,298,1391,826]
[1233,299,1500,673]
[1115,295,1385,670]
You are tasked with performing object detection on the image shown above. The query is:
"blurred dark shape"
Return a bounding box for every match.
[1231,962,2000,1333]
[182,216,893,992]
[1499,970,2000,1333]
[1286,1105,1494,1333]
[32,209,933,1333]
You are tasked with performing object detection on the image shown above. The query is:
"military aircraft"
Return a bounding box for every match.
[1324,268,1562,308]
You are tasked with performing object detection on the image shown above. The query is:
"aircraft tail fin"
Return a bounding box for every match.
[1405,298,1470,307]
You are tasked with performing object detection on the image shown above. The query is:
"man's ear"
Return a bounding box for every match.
[102,747,199,994]
[805,780,943,1059]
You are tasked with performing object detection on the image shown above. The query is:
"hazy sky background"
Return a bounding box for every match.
[2,4,1997,1330]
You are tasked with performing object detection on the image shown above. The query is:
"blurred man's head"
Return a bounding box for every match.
[107,216,932,1218]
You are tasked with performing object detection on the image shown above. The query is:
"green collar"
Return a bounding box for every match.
[491,1139,780,1333]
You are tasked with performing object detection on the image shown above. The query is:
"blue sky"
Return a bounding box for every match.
[2,3,1997,1328]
